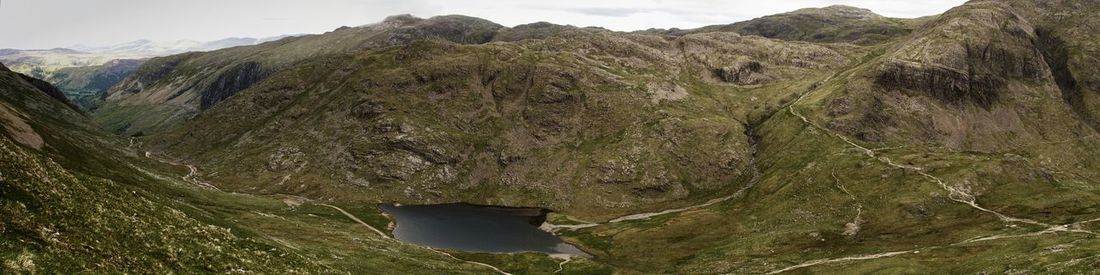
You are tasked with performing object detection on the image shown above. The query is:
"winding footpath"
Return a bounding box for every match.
[316,203,389,238]
[553,255,572,274]
[763,80,1100,273]
[543,187,751,232]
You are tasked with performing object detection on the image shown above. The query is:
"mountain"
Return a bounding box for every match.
[97,14,504,135]
[9,0,1100,273]
[69,35,294,56]
[660,5,923,45]
[46,59,145,110]
[0,62,566,273]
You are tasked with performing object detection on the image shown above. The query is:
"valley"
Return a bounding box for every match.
[4,0,1100,273]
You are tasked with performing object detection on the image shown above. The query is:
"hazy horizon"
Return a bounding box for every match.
[0,0,966,50]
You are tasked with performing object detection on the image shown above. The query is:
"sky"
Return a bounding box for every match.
[0,0,967,49]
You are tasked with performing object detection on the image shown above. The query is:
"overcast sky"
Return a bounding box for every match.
[0,0,967,49]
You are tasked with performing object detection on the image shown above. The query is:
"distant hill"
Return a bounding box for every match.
[70,35,295,56]
[0,35,296,110]
[648,5,925,45]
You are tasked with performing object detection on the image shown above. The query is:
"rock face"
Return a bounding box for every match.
[873,1,1049,108]
[199,61,269,110]
[817,0,1099,153]
[1024,0,1100,133]
[714,58,766,85]
[874,60,1005,108]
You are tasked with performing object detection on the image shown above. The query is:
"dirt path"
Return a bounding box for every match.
[764,222,1094,274]
[832,170,863,236]
[316,203,389,239]
[183,164,222,191]
[788,91,1100,235]
[544,190,746,231]
[553,255,573,274]
[140,150,222,191]
[765,250,917,274]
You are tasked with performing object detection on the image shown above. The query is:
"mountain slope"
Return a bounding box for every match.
[681,5,916,45]
[1,63,317,272]
[565,0,1100,272]
[46,59,144,110]
[97,15,504,136]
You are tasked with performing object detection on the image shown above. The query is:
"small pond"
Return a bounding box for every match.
[379,203,589,257]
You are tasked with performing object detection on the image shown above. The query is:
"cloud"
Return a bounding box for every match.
[562,7,649,17]
[0,0,966,49]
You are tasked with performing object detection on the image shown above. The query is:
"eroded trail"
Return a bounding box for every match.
[832,170,863,236]
[140,150,222,191]
[764,222,1093,274]
[316,203,389,238]
[553,255,572,274]
[766,250,917,274]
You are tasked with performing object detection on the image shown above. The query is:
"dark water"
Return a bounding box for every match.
[379,203,589,257]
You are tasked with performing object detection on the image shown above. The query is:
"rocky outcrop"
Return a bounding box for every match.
[1033,11,1100,133]
[713,59,766,85]
[874,60,1004,108]
[200,61,269,110]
